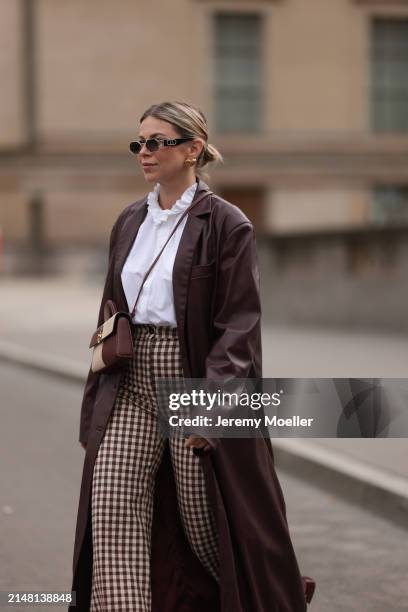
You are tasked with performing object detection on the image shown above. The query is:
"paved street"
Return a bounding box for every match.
[1,276,408,611]
[1,362,408,611]
[0,363,83,612]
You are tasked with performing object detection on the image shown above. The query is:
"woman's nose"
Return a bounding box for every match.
[139,142,150,154]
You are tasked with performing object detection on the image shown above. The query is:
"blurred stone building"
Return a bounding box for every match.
[1,0,407,329]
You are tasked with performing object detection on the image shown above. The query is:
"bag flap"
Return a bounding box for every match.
[89,312,131,348]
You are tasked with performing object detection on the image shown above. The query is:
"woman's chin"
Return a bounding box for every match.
[142,171,159,183]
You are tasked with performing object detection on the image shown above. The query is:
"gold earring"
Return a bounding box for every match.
[184,158,197,167]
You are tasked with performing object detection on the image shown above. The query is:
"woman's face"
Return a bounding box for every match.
[137,116,202,184]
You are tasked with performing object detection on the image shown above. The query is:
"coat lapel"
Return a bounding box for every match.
[172,179,212,332]
[114,198,148,310]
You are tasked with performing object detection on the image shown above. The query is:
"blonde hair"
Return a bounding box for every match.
[140,101,223,177]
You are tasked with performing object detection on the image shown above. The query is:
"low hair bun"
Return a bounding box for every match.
[199,142,223,168]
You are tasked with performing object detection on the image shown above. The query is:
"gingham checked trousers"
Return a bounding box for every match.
[90,323,219,612]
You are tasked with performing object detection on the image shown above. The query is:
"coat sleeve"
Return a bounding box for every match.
[205,220,262,381]
[78,213,124,446]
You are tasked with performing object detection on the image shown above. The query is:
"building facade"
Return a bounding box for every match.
[1,0,407,328]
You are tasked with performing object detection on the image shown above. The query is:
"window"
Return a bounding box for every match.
[371,18,408,132]
[372,186,408,223]
[219,186,265,228]
[214,13,262,132]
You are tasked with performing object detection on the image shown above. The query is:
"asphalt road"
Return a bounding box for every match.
[1,362,408,611]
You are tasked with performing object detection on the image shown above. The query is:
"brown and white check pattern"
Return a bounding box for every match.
[90,324,219,611]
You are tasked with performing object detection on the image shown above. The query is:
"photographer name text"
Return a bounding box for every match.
[168,415,314,428]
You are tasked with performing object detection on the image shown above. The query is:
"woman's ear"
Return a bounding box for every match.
[189,138,205,159]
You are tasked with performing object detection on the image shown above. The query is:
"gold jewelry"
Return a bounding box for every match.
[184,157,197,167]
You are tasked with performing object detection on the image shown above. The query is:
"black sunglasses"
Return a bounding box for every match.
[129,137,194,154]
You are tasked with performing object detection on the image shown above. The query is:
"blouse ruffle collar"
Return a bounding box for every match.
[147,181,197,225]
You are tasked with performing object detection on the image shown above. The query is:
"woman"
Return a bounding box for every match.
[70,101,313,611]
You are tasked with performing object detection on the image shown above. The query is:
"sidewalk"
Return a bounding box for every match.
[1,276,408,526]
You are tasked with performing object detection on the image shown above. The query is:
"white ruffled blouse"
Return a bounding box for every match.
[121,180,197,327]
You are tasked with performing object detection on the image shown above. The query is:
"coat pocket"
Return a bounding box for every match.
[190,260,216,279]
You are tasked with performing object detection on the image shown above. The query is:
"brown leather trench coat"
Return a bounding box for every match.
[69,179,308,612]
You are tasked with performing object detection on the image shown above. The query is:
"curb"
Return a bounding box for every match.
[0,340,86,384]
[1,340,408,528]
[273,438,408,530]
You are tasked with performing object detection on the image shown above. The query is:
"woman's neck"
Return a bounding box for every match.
[157,173,197,210]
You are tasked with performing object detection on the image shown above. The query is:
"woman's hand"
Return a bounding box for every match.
[184,435,211,452]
